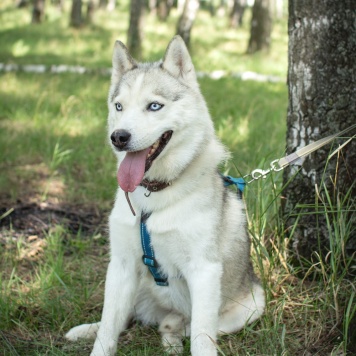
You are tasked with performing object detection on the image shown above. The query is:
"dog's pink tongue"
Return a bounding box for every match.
[117,148,150,192]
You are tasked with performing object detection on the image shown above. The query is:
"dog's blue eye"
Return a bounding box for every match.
[148,102,163,111]
[115,103,122,111]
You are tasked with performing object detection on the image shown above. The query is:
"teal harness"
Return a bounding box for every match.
[140,175,246,286]
[137,124,356,286]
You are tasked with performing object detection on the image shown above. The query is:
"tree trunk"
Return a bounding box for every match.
[127,0,145,59]
[230,0,246,28]
[177,0,185,15]
[86,0,95,23]
[50,0,64,11]
[99,0,108,8]
[157,0,173,21]
[284,1,356,263]
[149,0,157,14]
[70,0,83,27]
[107,0,116,11]
[18,0,29,8]
[176,0,200,47]
[31,0,45,23]
[247,0,272,53]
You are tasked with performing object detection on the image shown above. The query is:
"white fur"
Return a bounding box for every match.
[66,36,265,355]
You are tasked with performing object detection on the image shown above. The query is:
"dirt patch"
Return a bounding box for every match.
[0,199,108,244]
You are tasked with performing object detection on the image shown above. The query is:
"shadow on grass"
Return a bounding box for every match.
[0,15,115,67]
[0,71,287,207]
[0,71,115,207]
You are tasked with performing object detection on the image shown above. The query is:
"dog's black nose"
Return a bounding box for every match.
[111,129,131,149]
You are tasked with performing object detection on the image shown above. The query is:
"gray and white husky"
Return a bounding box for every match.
[66,36,265,356]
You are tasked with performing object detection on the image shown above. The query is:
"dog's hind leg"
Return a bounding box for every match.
[218,283,265,334]
[65,322,101,341]
[159,312,188,354]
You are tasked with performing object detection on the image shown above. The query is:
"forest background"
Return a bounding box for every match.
[0,0,355,355]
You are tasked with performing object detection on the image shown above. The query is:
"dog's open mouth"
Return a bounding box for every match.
[145,130,173,172]
[117,130,173,193]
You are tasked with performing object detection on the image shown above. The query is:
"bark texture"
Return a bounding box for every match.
[176,0,200,47]
[284,1,356,262]
[127,0,145,59]
[247,0,272,53]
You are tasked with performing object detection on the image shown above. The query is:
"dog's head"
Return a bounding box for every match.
[107,36,214,193]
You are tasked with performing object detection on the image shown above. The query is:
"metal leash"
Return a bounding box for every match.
[242,123,356,184]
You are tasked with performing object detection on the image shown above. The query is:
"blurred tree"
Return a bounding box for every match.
[127,0,145,59]
[70,0,83,27]
[284,1,356,263]
[177,0,185,14]
[157,0,173,21]
[51,0,65,11]
[99,0,108,8]
[148,0,157,15]
[32,0,45,23]
[176,0,200,47]
[107,0,116,11]
[230,0,246,28]
[86,0,95,23]
[17,0,29,8]
[273,0,284,19]
[247,0,272,53]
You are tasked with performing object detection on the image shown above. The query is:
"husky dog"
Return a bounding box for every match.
[66,36,265,355]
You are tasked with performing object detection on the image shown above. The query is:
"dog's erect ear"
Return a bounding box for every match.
[111,41,137,83]
[162,36,197,86]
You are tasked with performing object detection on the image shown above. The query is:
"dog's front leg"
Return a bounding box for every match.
[186,262,222,356]
[91,255,137,356]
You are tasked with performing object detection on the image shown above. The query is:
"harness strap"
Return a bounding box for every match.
[139,175,242,287]
[140,213,169,286]
[221,175,246,194]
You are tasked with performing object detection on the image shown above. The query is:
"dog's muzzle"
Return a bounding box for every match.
[111,129,131,150]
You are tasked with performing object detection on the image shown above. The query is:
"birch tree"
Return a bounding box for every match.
[176,0,200,47]
[284,1,356,263]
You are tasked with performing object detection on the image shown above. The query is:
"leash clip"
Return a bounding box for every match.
[244,159,283,184]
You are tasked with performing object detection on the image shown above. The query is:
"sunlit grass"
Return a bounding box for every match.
[0,0,287,76]
[0,70,287,205]
[1,1,354,355]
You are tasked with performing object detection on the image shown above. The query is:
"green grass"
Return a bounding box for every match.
[0,71,115,206]
[0,71,287,206]
[0,0,287,76]
[1,1,355,355]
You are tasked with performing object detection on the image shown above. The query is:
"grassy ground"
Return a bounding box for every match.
[1,1,355,355]
[0,0,287,76]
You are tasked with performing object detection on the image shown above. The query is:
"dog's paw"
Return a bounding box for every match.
[190,334,217,356]
[65,323,100,341]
